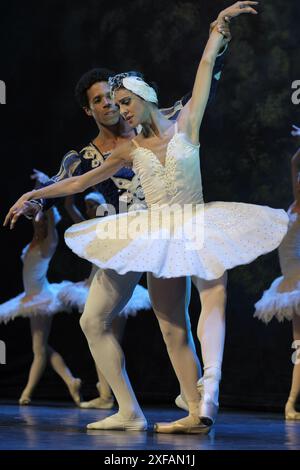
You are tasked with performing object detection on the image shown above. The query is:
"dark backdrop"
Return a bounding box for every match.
[0,0,300,409]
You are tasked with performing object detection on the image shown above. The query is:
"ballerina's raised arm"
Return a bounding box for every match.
[177,1,258,144]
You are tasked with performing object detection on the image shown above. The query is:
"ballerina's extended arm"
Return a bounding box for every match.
[4,143,131,229]
[178,1,258,143]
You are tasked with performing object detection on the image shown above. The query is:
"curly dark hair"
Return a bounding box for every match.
[75,68,116,108]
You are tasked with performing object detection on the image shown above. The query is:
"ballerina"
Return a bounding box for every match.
[61,191,151,409]
[4,4,235,431]
[5,2,285,434]
[0,170,82,406]
[254,125,300,420]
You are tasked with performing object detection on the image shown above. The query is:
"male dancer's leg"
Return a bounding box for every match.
[80,268,147,430]
[192,272,227,424]
[80,316,127,409]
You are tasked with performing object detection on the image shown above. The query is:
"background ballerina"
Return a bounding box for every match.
[0,169,82,406]
[254,125,300,420]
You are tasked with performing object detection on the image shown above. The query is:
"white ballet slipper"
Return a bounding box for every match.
[174,380,203,412]
[80,396,114,409]
[175,394,189,412]
[86,412,147,431]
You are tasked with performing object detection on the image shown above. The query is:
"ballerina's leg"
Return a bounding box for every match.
[47,345,82,406]
[19,315,52,404]
[147,274,207,432]
[286,314,300,420]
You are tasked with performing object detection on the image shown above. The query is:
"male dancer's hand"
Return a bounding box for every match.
[291,125,300,138]
[210,19,231,42]
[30,168,50,185]
[4,199,40,230]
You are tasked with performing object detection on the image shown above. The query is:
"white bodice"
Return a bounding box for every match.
[278,210,300,279]
[132,131,204,208]
[21,244,51,295]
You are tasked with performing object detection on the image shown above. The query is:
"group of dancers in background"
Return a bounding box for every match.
[0,177,151,410]
[1,1,300,434]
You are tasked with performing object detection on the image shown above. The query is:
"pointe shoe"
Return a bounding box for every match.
[285,399,300,420]
[80,396,114,409]
[154,416,210,434]
[86,412,148,431]
[198,377,219,426]
[19,396,31,406]
[68,378,82,406]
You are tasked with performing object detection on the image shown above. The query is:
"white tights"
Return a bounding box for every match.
[81,269,202,419]
[80,269,143,419]
[94,316,127,400]
[192,272,227,404]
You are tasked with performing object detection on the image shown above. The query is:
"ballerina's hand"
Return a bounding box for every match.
[3,194,35,230]
[218,1,259,24]
[291,125,300,137]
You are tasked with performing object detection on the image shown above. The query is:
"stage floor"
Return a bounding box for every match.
[0,402,299,450]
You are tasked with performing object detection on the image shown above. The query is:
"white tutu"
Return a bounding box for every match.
[121,284,151,318]
[65,201,288,281]
[58,278,151,317]
[254,209,300,323]
[254,276,300,323]
[0,242,73,324]
[0,281,72,324]
[58,280,89,313]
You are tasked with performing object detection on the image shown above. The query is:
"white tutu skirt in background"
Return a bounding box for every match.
[0,281,71,324]
[121,284,151,317]
[58,280,89,313]
[58,279,151,317]
[65,201,288,281]
[254,276,300,323]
